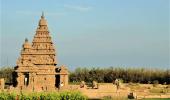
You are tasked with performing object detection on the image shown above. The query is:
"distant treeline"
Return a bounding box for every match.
[0,67,14,84]
[0,66,170,84]
[69,67,170,84]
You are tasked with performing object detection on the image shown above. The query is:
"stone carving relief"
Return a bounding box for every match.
[33,37,51,43]
[32,55,55,64]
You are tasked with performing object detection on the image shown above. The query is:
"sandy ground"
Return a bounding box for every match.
[65,83,170,99]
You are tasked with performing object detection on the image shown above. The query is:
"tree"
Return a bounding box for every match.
[0,67,14,84]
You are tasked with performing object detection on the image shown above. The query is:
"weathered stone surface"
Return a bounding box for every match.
[14,13,68,91]
[0,78,5,90]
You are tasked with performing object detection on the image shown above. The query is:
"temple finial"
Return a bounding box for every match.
[25,38,28,42]
[41,11,44,19]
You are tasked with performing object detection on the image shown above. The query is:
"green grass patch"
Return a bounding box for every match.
[0,91,87,100]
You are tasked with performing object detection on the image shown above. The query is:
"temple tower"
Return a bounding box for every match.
[32,12,57,66]
[14,13,68,91]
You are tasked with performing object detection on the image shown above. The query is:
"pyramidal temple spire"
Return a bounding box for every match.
[25,38,28,42]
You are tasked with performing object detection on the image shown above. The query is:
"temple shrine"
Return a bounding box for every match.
[14,13,68,91]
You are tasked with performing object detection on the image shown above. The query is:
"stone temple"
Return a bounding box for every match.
[13,13,68,91]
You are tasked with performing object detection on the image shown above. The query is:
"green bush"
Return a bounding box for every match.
[0,91,87,100]
[0,92,16,100]
[60,91,86,100]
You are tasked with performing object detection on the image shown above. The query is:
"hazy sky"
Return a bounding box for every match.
[0,0,169,70]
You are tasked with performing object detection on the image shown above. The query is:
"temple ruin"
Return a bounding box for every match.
[14,13,68,91]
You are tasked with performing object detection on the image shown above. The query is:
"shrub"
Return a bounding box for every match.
[0,92,17,100]
[0,91,87,100]
[60,91,86,100]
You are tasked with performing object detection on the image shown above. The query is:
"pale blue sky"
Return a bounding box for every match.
[0,0,169,70]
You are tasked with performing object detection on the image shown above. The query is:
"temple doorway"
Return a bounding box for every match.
[24,72,29,86]
[55,75,60,88]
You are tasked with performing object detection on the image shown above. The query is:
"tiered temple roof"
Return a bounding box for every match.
[16,12,57,68]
